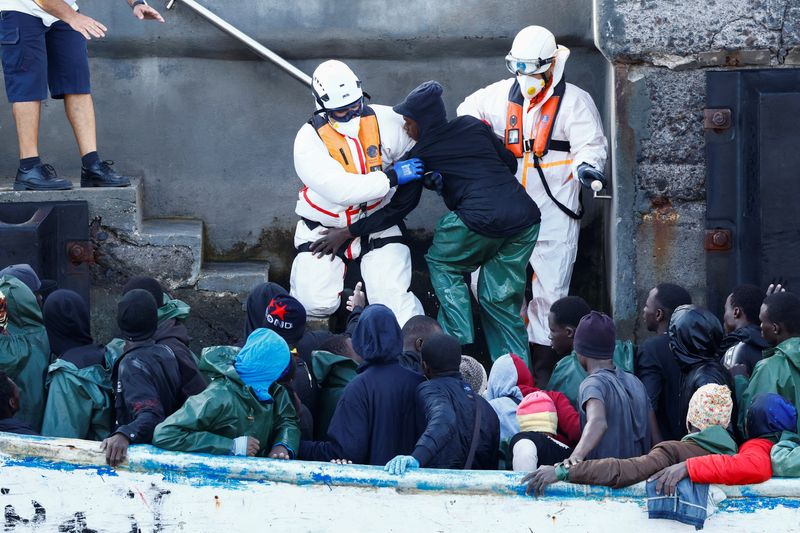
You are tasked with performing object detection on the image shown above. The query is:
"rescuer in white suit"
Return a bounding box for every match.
[290,60,425,326]
[457,26,608,383]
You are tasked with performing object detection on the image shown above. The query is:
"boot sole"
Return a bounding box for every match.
[80,181,131,188]
[13,182,73,191]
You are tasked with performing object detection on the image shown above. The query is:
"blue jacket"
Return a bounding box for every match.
[411,373,499,470]
[299,305,424,465]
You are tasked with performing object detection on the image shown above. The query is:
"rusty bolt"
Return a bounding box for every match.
[68,243,86,263]
[712,112,726,127]
[712,231,729,247]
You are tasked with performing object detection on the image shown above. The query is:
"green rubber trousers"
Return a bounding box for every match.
[425,212,539,366]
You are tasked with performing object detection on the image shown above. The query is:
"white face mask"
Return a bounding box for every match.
[517,75,546,100]
[330,116,361,138]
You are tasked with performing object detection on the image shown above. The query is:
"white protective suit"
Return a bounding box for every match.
[290,104,424,326]
[457,46,607,345]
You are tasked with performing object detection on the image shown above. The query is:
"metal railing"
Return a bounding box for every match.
[165,0,312,87]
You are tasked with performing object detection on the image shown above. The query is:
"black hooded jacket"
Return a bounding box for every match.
[669,306,736,430]
[299,305,424,464]
[43,289,94,359]
[719,324,770,375]
[411,372,499,470]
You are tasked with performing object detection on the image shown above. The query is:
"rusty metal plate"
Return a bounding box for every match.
[705,229,732,251]
[704,108,732,130]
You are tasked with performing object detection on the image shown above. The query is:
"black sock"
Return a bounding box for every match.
[81,151,100,168]
[19,157,41,171]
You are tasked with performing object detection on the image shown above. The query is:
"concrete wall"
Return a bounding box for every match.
[0,0,607,266]
[596,0,800,337]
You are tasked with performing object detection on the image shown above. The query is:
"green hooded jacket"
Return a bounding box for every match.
[152,345,300,456]
[682,425,739,455]
[738,337,800,437]
[0,275,50,432]
[105,296,193,368]
[546,340,636,410]
[40,358,113,441]
[311,350,359,440]
[771,431,800,477]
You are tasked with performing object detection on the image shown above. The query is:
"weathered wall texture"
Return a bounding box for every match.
[596,0,800,337]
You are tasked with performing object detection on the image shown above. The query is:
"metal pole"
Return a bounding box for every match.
[165,0,312,87]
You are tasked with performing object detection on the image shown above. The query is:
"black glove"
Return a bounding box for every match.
[422,171,444,196]
[576,163,606,190]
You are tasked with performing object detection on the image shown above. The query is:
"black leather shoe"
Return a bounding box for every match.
[13,163,72,191]
[80,160,131,187]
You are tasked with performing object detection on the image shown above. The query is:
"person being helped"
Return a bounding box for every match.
[300,305,424,465]
[399,315,444,374]
[720,284,770,378]
[0,0,164,191]
[668,305,735,435]
[385,333,500,474]
[0,272,50,432]
[457,26,608,383]
[738,291,800,436]
[102,289,181,467]
[510,391,574,471]
[546,296,634,410]
[153,328,300,459]
[651,393,797,495]
[523,383,737,495]
[290,59,425,327]
[0,372,38,435]
[637,283,693,442]
[41,289,112,440]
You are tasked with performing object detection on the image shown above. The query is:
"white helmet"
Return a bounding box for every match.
[505,26,557,76]
[312,60,363,111]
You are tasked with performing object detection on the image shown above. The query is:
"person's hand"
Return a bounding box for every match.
[347,281,366,312]
[231,436,260,456]
[649,461,689,496]
[330,459,353,465]
[268,445,291,460]
[133,4,165,22]
[522,465,558,497]
[576,163,606,190]
[766,283,786,296]
[729,363,750,379]
[393,158,425,185]
[422,171,444,195]
[560,454,584,468]
[309,227,351,260]
[101,433,130,467]
[66,12,107,40]
[384,455,419,475]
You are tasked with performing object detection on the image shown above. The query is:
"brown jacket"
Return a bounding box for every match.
[567,440,709,488]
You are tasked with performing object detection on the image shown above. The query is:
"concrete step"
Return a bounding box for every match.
[0,178,142,233]
[197,261,270,294]
[138,219,204,286]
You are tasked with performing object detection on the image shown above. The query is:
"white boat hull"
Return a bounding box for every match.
[1,433,799,532]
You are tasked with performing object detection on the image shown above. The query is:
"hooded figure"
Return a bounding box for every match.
[41,290,113,440]
[107,277,206,401]
[486,354,580,450]
[299,305,425,465]
[0,274,50,432]
[153,328,300,457]
[668,305,735,434]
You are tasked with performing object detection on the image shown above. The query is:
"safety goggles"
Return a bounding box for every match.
[505,54,555,76]
[327,98,364,122]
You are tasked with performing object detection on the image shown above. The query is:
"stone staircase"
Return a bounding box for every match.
[0,178,269,293]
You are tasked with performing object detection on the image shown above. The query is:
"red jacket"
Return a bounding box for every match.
[544,389,582,447]
[686,438,774,485]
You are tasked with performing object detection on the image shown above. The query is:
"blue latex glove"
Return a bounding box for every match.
[393,158,425,185]
[576,162,606,190]
[422,171,444,195]
[384,455,420,475]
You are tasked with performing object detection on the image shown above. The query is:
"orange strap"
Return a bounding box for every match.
[313,107,383,174]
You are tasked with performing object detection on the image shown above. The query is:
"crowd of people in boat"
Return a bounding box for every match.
[1,263,799,499]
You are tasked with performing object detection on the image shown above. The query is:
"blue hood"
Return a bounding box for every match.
[352,305,402,366]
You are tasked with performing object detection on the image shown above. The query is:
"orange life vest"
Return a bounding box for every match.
[311,106,382,174]
[505,78,569,158]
